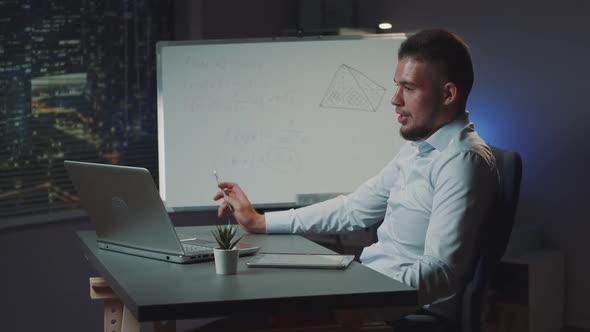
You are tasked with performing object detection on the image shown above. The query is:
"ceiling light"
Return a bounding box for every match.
[378,23,392,30]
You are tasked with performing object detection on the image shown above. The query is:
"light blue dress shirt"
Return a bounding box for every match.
[265,112,499,320]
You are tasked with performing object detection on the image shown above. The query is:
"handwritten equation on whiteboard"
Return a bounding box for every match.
[222,127,305,173]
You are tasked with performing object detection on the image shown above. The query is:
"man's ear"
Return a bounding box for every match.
[442,82,458,106]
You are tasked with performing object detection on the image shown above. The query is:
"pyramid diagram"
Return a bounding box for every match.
[320,64,386,112]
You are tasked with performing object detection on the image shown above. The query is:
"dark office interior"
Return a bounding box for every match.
[1,0,589,331]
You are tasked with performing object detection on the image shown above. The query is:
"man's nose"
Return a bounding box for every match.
[391,88,403,107]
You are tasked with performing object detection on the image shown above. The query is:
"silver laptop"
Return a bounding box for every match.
[64,160,259,264]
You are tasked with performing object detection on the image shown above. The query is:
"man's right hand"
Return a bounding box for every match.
[213,181,266,233]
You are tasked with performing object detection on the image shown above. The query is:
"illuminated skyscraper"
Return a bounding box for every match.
[0,0,173,223]
[0,0,34,218]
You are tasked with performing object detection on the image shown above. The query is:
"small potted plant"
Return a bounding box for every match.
[211,225,242,275]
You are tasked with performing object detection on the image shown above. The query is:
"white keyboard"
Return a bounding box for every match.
[182,243,211,253]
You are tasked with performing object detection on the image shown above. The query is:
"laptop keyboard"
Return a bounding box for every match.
[182,243,211,253]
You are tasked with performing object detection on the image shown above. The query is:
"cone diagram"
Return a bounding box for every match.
[320,64,386,112]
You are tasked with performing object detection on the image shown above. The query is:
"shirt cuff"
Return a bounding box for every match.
[264,209,294,233]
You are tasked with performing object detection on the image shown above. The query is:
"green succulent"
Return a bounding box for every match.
[211,225,242,250]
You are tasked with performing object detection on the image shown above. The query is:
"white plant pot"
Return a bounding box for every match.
[213,248,239,275]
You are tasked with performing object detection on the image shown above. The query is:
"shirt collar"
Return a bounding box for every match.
[414,112,472,153]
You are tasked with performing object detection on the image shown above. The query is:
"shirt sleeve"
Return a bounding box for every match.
[396,150,499,304]
[265,156,400,234]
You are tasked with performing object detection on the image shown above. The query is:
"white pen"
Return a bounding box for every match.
[213,170,234,212]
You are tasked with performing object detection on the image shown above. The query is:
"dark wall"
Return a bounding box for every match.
[174,0,299,40]
[202,0,298,39]
[0,218,102,331]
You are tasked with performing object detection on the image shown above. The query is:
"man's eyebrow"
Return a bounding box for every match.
[395,79,416,87]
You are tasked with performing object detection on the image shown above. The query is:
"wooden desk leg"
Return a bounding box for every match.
[90,277,176,332]
[103,298,124,332]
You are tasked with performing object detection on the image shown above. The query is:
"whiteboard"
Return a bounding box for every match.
[157,34,407,210]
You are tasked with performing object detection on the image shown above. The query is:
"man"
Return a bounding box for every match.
[214,29,499,326]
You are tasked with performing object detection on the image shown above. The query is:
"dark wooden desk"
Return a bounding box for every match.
[78,226,417,330]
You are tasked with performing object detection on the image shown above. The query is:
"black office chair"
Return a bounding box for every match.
[391,146,523,332]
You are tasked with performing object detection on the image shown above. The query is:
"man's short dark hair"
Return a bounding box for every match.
[399,29,474,107]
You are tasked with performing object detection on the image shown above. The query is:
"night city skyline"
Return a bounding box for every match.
[0,0,173,223]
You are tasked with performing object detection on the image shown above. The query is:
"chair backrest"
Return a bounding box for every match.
[460,145,523,332]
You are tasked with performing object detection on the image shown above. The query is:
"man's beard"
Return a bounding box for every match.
[400,126,429,141]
